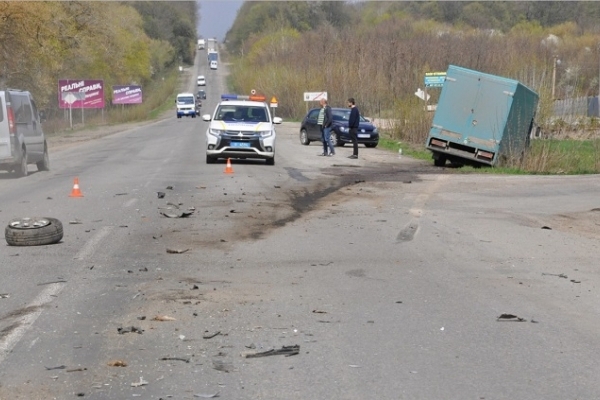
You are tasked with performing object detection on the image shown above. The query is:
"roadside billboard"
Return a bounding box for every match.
[112,85,142,105]
[58,79,105,109]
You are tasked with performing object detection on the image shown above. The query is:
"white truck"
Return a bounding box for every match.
[197,39,205,50]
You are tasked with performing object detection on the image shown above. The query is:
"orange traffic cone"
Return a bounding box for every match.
[224,158,234,174]
[69,177,84,197]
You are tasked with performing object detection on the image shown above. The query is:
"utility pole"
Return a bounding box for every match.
[552,55,558,100]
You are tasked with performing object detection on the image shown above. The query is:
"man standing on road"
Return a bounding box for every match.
[317,98,335,156]
[347,97,359,159]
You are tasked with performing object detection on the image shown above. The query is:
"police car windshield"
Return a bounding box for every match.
[215,105,268,122]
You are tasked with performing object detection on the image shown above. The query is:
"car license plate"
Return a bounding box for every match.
[231,142,250,148]
[358,134,370,138]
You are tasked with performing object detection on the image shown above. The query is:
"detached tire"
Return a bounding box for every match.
[5,217,63,246]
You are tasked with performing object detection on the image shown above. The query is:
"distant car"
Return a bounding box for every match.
[196,90,206,100]
[299,107,379,148]
[210,60,218,70]
[197,75,206,86]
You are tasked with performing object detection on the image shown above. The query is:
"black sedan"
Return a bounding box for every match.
[299,107,379,148]
[196,90,206,100]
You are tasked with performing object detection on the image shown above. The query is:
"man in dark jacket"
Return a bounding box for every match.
[318,98,335,156]
[347,97,360,159]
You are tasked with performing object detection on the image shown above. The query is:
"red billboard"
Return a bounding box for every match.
[58,79,105,109]
[112,85,142,105]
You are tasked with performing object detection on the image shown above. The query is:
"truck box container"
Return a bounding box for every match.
[426,65,539,167]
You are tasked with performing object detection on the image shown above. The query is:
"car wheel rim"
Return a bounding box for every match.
[10,217,51,229]
[301,131,307,143]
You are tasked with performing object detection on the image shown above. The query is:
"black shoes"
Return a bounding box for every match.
[348,155,358,159]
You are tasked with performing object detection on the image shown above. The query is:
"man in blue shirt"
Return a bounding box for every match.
[347,97,359,159]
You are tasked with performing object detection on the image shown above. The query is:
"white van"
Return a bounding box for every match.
[0,89,48,177]
[210,60,218,70]
[176,93,197,119]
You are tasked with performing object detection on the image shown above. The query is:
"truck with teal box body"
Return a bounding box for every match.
[426,65,539,167]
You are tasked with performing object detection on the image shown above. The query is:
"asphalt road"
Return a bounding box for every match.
[0,54,599,400]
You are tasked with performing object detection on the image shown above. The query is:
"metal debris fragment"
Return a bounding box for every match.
[118,326,144,334]
[496,313,527,322]
[203,331,221,339]
[166,248,190,254]
[242,345,300,358]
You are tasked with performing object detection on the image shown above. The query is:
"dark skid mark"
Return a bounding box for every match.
[0,322,21,339]
[284,167,310,182]
[249,182,343,240]
[0,305,41,322]
[397,220,419,242]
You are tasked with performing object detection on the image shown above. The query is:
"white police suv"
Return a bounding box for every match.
[202,94,282,165]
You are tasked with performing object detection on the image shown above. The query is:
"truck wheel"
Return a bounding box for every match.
[16,148,28,177]
[433,155,446,167]
[5,217,63,246]
[37,144,50,171]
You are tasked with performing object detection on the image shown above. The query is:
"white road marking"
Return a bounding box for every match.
[74,225,114,260]
[0,283,64,364]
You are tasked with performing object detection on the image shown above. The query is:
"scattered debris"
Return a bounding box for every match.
[69,219,83,224]
[153,315,176,322]
[115,193,128,196]
[242,345,300,358]
[107,360,127,367]
[542,272,568,279]
[274,185,281,188]
[229,210,241,213]
[166,186,174,190]
[496,313,527,322]
[203,331,221,339]
[354,179,365,184]
[541,226,552,230]
[0,293,9,299]
[160,357,190,363]
[212,360,233,373]
[157,192,165,199]
[166,248,190,254]
[118,326,144,334]
[192,284,199,290]
[66,367,87,372]
[194,392,220,398]
[131,377,148,387]
[139,267,148,272]
[160,210,193,218]
[44,365,66,370]
[37,280,67,286]
[348,365,361,368]
[312,310,327,314]
[570,279,581,283]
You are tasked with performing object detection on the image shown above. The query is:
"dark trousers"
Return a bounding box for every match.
[349,127,358,156]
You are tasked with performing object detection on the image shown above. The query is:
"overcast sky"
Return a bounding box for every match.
[198,1,243,41]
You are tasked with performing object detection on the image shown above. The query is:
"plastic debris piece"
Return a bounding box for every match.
[107,360,127,367]
[44,365,66,370]
[131,377,148,387]
[194,393,220,398]
[0,293,9,299]
[153,315,176,321]
[69,219,83,224]
[312,310,327,314]
[157,192,165,199]
[242,345,300,358]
